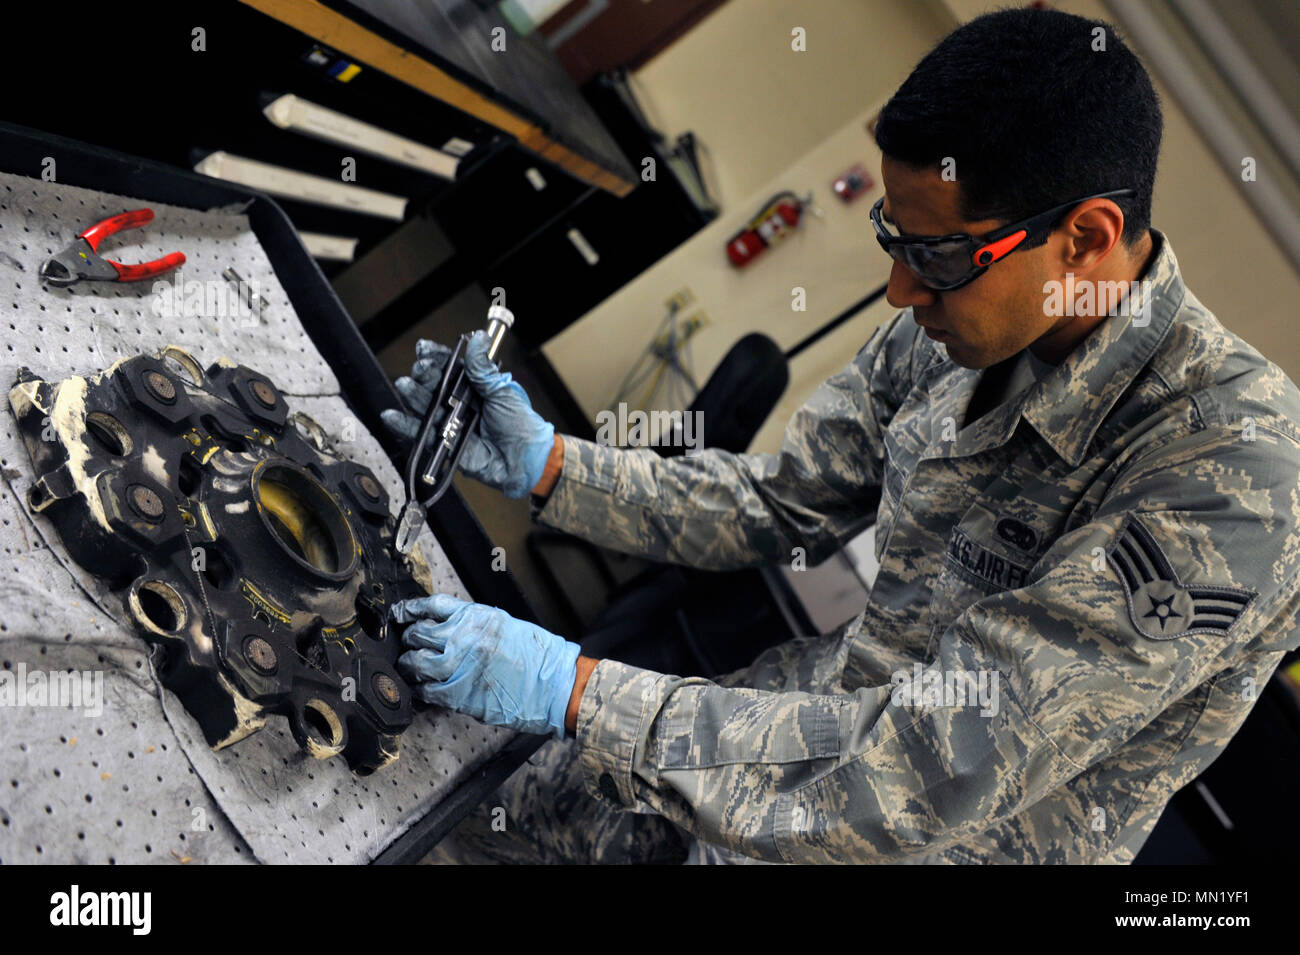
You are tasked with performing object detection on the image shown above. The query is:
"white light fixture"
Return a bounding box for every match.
[194,151,407,221]
[263,94,459,181]
[298,231,359,262]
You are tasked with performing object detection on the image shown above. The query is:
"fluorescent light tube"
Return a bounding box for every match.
[298,231,359,262]
[263,94,459,181]
[195,151,407,220]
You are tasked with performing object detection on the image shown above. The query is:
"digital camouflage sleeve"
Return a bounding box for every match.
[533,231,1300,863]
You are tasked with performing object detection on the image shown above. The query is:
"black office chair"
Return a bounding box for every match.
[653,332,789,457]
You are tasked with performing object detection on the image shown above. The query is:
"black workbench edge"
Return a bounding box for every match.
[371,731,546,863]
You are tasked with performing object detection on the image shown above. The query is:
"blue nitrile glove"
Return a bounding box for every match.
[381,331,555,499]
[391,594,581,740]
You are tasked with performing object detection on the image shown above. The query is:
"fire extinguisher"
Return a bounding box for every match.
[726,191,813,268]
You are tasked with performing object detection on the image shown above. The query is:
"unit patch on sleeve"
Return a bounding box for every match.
[1107,514,1258,640]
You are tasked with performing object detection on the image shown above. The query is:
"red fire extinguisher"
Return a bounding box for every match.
[726,191,812,268]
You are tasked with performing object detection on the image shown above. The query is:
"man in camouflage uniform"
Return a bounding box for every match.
[385,9,1300,863]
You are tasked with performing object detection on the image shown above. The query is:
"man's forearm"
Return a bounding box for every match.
[565,654,599,734]
[532,434,565,499]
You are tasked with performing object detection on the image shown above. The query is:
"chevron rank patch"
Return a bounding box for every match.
[1107,514,1258,640]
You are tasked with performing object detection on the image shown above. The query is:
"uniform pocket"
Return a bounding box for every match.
[925,524,1035,661]
[655,691,841,770]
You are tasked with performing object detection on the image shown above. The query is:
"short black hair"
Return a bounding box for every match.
[874,7,1161,247]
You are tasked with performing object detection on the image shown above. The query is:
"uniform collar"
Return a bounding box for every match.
[1022,229,1183,466]
[924,229,1184,467]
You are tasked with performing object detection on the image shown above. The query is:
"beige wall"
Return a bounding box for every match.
[631,0,953,208]
[544,0,1300,455]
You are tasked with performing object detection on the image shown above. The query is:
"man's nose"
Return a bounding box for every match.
[886,258,939,310]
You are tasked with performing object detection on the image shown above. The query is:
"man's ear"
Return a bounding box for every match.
[1058,199,1125,271]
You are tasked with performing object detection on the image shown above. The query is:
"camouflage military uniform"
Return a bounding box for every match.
[439,230,1300,864]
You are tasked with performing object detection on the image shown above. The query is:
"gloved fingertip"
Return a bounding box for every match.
[396,650,433,684]
[399,647,456,685]
[428,593,471,619]
[462,332,500,382]
[454,436,493,482]
[414,682,444,706]
[389,593,436,622]
[390,592,468,623]
[401,618,449,650]
[379,408,418,439]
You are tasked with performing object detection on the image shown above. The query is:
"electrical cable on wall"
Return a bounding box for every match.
[610,298,705,418]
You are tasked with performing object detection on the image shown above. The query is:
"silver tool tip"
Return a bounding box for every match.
[394,502,427,555]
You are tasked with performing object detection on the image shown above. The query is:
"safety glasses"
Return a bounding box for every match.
[870,189,1136,291]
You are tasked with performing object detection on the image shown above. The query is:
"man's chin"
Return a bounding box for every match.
[944,343,1001,370]
[940,339,977,368]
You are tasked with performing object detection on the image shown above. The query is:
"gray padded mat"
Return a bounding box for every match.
[0,172,510,864]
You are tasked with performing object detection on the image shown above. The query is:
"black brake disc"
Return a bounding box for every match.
[8,346,427,774]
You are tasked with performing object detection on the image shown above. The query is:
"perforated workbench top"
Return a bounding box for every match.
[0,171,511,864]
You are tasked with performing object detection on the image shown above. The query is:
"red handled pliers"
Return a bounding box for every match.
[41,208,186,288]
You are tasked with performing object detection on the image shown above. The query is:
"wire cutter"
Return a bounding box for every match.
[41,208,186,288]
